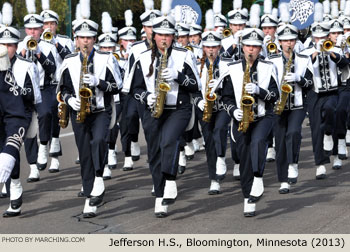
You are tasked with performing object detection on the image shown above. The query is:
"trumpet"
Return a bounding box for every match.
[223,28,232,38]
[43,30,53,42]
[266,40,277,53]
[322,40,334,51]
[27,37,37,51]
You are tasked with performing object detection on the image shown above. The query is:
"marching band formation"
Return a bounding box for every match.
[0,0,350,219]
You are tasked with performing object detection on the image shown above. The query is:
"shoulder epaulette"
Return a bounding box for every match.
[64,52,78,59]
[295,52,308,58]
[57,34,70,39]
[96,50,110,55]
[16,55,32,63]
[173,46,187,52]
[268,54,281,60]
[258,58,273,65]
[228,59,242,66]
[220,56,233,62]
[132,40,146,47]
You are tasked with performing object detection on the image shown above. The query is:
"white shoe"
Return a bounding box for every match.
[178,151,186,174]
[1,184,7,197]
[48,157,59,173]
[249,177,264,202]
[266,147,276,162]
[208,180,220,195]
[338,139,348,160]
[162,180,177,205]
[75,155,80,164]
[10,179,22,201]
[279,182,290,194]
[103,166,112,180]
[316,165,326,179]
[154,198,168,217]
[131,141,140,161]
[49,137,61,156]
[27,164,40,182]
[288,163,298,184]
[151,185,155,196]
[346,130,350,146]
[244,198,256,217]
[233,164,240,180]
[83,199,97,218]
[3,204,21,217]
[90,177,105,197]
[37,144,48,169]
[216,157,227,180]
[108,149,117,169]
[332,156,342,170]
[122,156,134,171]
[184,142,195,160]
[323,134,333,152]
[192,139,200,152]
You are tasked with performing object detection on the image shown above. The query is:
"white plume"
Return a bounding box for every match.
[264,0,272,14]
[279,3,290,23]
[75,3,82,21]
[213,0,222,15]
[249,4,260,28]
[341,0,346,11]
[323,0,330,14]
[102,12,112,34]
[205,9,214,30]
[331,0,339,18]
[175,5,182,23]
[272,8,278,20]
[234,0,242,10]
[2,3,13,26]
[242,8,248,15]
[125,10,133,27]
[41,0,49,11]
[80,0,90,19]
[143,0,154,11]
[345,0,350,16]
[26,0,36,14]
[161,0,172,16]
[314,2,324,23]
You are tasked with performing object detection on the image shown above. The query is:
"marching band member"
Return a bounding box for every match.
[58,0,123,218]
[189,22,202,47]
[141,28,147,40]
[268,6,313,193]
[129,0,200,217]
[213,0,227,34]
[221,4,279,216]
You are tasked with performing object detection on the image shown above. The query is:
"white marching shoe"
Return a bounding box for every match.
[208,180,220,195]
[49,137,61,157]
[249,177,264,203]
[233,164,240,180]
[77,186,85,197]
[316,165,326,179]
[75,155,80,164]
[27,164,40,183]
[108,149,117,169]
[48,157,59,173]
[131,141,140,161]
[83,198,97,218]
[346,130,350,146]
[216,157,227,181]
[122,156,134,171]
[37,144,48,170]
[151,185,155,196]
[184,142,195,160]
[178,151,186,174]
[89,177,105,206]
[0,184,7,198]
[332,156,342,170]
[287,163,298,184]
[154,198,168,218]
[266,147,276,162]
[192,138,204,152]
[244,198,256,217]
[279,182,290,194]
[103,166,112,180]
[3,179,23,217]
[162,180,177,205]
[338,139,348,160]
[323,134,333,153]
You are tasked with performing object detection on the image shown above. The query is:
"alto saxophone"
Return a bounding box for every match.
[202,59,217,123]
[152,43,171,118]
[76,47,93,123]
[274,48,293,115]
[238,62,255,133]
[57,91,69,128]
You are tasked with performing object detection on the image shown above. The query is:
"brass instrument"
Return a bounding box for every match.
[238,60,255,133]
[43,30,53,42]
[76,47,93,123]
[274,48,293,115]
[223,28,232,38]
[341,36,350,51]
[57,91,69,128]
[202,59,217,123]
[185,45,194,52]
[27,37,37,50]
[152,43,171,118]
[266,40,277,53]
[322,39,334,51]
[112,52,120,61]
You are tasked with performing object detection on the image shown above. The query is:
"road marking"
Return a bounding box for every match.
[59,132,75,138]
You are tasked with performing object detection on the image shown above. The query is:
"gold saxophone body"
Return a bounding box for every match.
[202,59,217,123]
[274,49,293,115]
[238,62,255,133]
[57,91,69,128]
[151,43,171,118]
[76,47,93,123]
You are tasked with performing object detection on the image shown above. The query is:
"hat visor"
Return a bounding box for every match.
[119,35,136,40]
[261,23,277,27]
[142,21,153,26]
[99,42,116,47]
[43,18,58,24]
[312,31,329,38]
[278,35,298,40]
[0,38,19,44]
[214,22,227,27]
[153,28,175,35]
[189,31,202,36]
[202,41,221,47]
[177,31,189,37]
[24,23,43,28]
[75,31,97,37]
[242,40,263,46]
[229,20,246,25]
[329,28,344,33]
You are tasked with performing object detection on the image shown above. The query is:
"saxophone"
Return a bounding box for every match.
[274,48,293,115]
[57,91,69,128]
[202,59,217,123]
[152,43,171,118]
[76,47,93,123]
[238,61,255,133]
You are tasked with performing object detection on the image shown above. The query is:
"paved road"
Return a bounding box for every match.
[1,122,350,234]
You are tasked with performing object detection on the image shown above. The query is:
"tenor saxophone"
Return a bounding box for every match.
[202,59,217,123]
[238,62,255,133]
[274,48,293,115]
[76,47,93,123]
[151,43,171,118]
[57,91,69,128]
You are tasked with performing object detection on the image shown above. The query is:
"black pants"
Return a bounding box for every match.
[232,115,274,198]
[336,89,350,139]
[71,110,111,197]
[230,122,240,164]
[143,105,192,197]
[183,108,202,143]
[107,102,123,147]
[275,109,306,182]
[199,109,230,180]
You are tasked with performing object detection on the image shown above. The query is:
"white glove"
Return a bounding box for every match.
[336,34,344,47]
[68,97,81,111]
[0,153,16,183]
[34,43,41,55]
[126,42,132,53]
[245,83,260,95]
[233,30,243,44]
[208,79,217,89]
[162,68,178,82]
[233,109,243,122]
[83,74,99,87]
[198,100,205,111]
[284,72,301,83]
[263,34,272,44]
[147,93,157,108]
[316,39,325,53]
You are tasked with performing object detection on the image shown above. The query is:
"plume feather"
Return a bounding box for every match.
[41,0,50,11]
[213,0,222,15]
[205,9,214,30]
[174,5,182,23]
[102,12,112,34]
[143,0,154,11]
[125,10,133,27]
[249,4,261,28]
[26,0,36,14]
[331,0,339,18]
[80,0,90,19]
[272,8,278,20]
[323,0,330,14]
[264,0,272,14]
[279,3,290,23]
[2,3,13,26]
[341,0,346,11]
[314,2,324,23]
[345,0,350,16]
[161,0,172,16]
[234,0,242,10]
